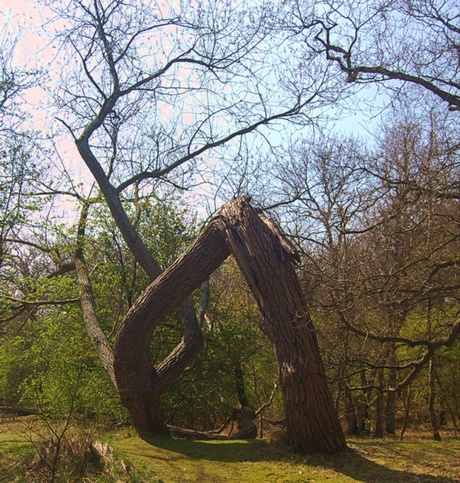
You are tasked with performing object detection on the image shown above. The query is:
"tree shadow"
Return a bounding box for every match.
[314,446,457,483]
[137,432,458,482]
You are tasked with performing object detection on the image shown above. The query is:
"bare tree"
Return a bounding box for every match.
[288,0,460,111]
[0,28,39,269]
[0,26,61,339]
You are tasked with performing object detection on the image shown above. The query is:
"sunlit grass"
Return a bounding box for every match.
[1,419,459,482]
[108,429,460,482]
[0,424,35,483]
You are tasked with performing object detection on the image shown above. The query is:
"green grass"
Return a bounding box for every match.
[1,419,459,482]
[0,426,35,482]
[107,430,460,482]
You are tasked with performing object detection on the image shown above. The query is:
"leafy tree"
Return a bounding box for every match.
[20,304,127,422]
[0,27,47,273]
[0,194,196,423]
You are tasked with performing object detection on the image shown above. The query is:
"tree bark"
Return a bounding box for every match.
[385,343,398,436]
[219,198,346,453]
[385,374,397,435]
[399,385,412,441]
[344,385,358,435]
[74,202,116,388]
[374,370,384,438]
[114,196,346,453]
[113,219,230,433]
[429,358,442,441]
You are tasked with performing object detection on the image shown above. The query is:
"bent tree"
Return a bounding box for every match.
[45,0,347,453]
[114,196,346,454]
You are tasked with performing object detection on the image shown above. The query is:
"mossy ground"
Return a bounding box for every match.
[1,418,459,482]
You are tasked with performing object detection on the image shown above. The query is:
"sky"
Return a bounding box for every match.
[2,0,96,221]
[0,0,384,225]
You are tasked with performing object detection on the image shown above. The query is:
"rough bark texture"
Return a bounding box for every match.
[74,203,116,388]
[113,220,230,433]
[114,196,346,453]
[219,197,346,453]
[75,257,116,388]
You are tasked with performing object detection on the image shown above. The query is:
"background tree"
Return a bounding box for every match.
[282,0,460,437]
[0,27,45,271]
[269,104,460,439]
[286,0,459,112]
[162,258,280,433]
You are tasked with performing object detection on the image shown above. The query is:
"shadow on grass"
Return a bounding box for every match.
[137,432,457,483]
[315,446,457,483]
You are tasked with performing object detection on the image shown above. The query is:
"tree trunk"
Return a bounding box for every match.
[113,220,228,432]
[114,196,346,453]
[74,202,116,387]
[399,385,412,441]
[429,358,442,441]
[233,361,257,439]
[76,136,204,430]
[374,370,384,438]
[219,199,346,453]
[435,371,459,435]
[385,345,397,436]
[344,385,358,435]
[234,360,249,408]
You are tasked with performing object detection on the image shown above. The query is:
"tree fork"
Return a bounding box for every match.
[114,196,346,453]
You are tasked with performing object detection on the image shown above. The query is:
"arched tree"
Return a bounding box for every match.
[35,0,347,452]
[113,195,346,453]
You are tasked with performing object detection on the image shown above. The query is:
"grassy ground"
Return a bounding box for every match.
[1,418,459,482]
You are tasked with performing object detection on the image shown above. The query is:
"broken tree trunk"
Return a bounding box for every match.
[220,198,346,453]
[113,196,346,453]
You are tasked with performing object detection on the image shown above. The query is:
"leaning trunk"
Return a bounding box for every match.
[220,200,346,453]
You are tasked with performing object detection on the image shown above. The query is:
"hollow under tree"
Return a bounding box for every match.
[114,195,346,454]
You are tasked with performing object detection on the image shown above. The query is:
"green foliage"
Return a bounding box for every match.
[0,194,202,424]
[14,305,127,422]
[134,194,198,269]
[436,341,460,419]
[161,260,282,430]
[0,335,32,405]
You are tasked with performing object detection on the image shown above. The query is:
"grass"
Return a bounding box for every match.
[0,422,36,482]
[1,418,459,482]
[108,430,460,483]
